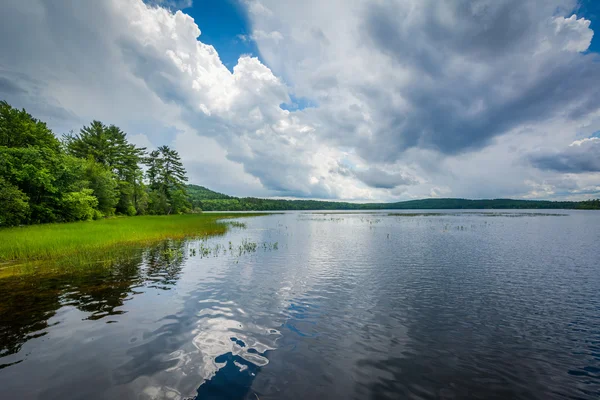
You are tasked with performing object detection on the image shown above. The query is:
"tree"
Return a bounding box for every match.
[63,121,111,165]
[145,149,162,191]
[0,146,61,223]
[0,101,194,225]
[158,145,187,195]
[0,102,66,224]
[105,125,146,214]
[83,158,119,216]
[64,122,146,214]
[145,146,189,214]
[0,101,60,152]
[0,177,30,226]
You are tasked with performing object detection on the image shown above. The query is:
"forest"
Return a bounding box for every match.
[0,101,189,227]
[188,185,600,211]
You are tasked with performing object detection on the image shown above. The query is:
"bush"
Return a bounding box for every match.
[62,189,99,221]
[92,210,104,220]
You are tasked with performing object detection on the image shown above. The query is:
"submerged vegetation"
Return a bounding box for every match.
[0,213,262,265]
[188,238,278,259]
[387,211,568,217]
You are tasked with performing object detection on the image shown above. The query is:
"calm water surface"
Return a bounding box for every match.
[1,210,599,399]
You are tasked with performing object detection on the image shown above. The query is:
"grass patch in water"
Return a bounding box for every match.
[0,213,263,267]
[388,213,446,217]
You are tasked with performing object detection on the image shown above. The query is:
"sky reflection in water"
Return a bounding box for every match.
[0,211,599,399]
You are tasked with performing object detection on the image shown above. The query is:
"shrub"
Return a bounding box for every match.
[62,189,99,221]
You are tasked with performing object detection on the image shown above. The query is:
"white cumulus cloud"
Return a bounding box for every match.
[0,0,599,200]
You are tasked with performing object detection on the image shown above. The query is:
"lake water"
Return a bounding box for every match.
[1,210,599,399]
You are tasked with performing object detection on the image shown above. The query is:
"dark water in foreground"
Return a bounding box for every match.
[1,210,599,399]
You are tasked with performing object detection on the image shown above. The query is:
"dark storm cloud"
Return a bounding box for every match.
[529,138,600,173]
[356,55,600,160]
[366,0,537,74]
[0,77,25,94]
[354,167,415,189]
[358,0,600,159]
[333,164,416,189]
[0,71,78,124]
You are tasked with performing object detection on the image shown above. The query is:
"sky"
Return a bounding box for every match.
[1,0,600,201]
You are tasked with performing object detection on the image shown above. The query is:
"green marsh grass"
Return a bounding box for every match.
[0,213,263,267]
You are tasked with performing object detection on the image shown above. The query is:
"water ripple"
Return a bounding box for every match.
[0,211,599,399]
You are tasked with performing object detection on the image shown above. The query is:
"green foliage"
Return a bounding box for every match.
[189,192,597,211]
[145,146,190,214]
[125,205,137,216]
[0,177,30,226]
[170,189,191,214]
[61,189,99,221]
[0,145,60,223]
[135,187,149,215]
[64,121,147,215]
[93,209,104,220]
[0,101,60,151]
[186,184,232,210]
[83,158,119,216]
[0,101,190,227]
[576,199,600,210]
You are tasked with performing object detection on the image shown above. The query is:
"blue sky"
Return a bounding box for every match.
[579,0,600,52]
[175,0,600,65]
[169,0,600,115]
[1,0,600,201]
[177,0,315,111]
[177,0,260,70]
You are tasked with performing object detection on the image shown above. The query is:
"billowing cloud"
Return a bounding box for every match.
[247,0,600,157]
[0,0,359,198]
[529,137,600,173]
[242,0,600,199]
[335,164,416,189]
[0,0,599,200]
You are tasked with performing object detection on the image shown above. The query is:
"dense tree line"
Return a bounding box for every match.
[577,199,600,210]
[0,101,189,227]
[187,185,600,211]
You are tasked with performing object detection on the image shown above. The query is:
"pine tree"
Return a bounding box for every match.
[64,122,146,215]
[158,145,187,194]
[145,146,189,214]
[145,150,162,191]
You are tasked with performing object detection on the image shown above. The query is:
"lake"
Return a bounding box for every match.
[1,210,599,399]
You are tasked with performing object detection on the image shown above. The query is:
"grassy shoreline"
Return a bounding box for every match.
[0,213,263,265]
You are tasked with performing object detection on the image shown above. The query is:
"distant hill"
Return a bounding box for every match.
[186,185,233,209]
[186,185,232,200]
[186,185,600,211]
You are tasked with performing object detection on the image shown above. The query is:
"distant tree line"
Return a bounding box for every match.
[187,185,600,211]
[2,101,597,228]
[0,101,189,227]
[577,199,600,210]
